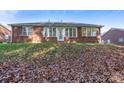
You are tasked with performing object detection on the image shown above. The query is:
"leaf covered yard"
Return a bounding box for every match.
[0,42,124,83]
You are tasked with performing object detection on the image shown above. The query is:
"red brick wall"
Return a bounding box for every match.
[12,26,101,43]
[32,26,43,43]
[12,26,44,43]
[102,30,124,45]
[12,26,22,42]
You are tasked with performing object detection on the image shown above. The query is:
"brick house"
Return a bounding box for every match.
[102,28,124,45]
[0,24,11,42]
[9,22,103,43]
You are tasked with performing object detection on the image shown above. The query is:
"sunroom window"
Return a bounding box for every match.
[73,28,76,37]
[82,27,87,36]
[92,28,97,36]
[65,28,77,37]
[82,27,97,37]
[22,26,32,36]
[65,28,69,37]
[48,27,56,37]
[87,28,92,37]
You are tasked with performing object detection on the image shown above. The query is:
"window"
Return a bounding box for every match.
[92,28,97,36]
[65,28,69,37]
[73,28,76,37]
[22,26,32,36]
[53,28,56,36]
[82,27,87,36]
[82,27,97,37]
[4,35,9,39]
[118,37,123,42]
[65,28,77,37]
[49,28,52,36]
[43,28,48,37]
[69,28,73,37]
[48,27,56,37]
[87,28,92,37]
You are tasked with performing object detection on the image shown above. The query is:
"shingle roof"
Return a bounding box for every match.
[102,28,124,37]
[8,22,103,28]
[109,28,124,31]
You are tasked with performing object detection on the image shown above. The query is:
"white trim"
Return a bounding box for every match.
[47,28,49,37]
[74,27,78,37]
[57,27,64,41]
[21,26,33,36]
[82,27,97,37]
[86,27,91,37]
[64,27,77,38]
[43,27,48,37]
[43,27,77,41]
[45,27,57,37]
[43,28,45,37]
[63,28,65,38]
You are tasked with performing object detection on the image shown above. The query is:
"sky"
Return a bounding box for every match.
[0,10,124,34]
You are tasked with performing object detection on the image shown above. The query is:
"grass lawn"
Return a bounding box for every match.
[0,42,60,63]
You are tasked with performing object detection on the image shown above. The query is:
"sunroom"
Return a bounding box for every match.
[43,27,77,41]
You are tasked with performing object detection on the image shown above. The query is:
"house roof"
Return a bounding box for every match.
[102,28,124,37]
[109,28,124,31]
[8,22,103,28]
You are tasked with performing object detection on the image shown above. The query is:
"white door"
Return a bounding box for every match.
[57,28,64,41]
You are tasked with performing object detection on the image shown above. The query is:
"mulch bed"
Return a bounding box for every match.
[0,45,124,83]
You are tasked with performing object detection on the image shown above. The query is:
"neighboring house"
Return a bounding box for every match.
[0,24,11,42]
[9,22,103,43]
[102,28,124,45]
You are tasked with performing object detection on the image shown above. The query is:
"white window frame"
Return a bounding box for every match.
[43,27,48,37]
[22,26,32,36]
[4,35,9,39]
[64,27,77,38]
[86,27,92,37]
[82,27,97,37]
[91,28,97,37]
[82,27,87,37]
[44,27,57,37]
